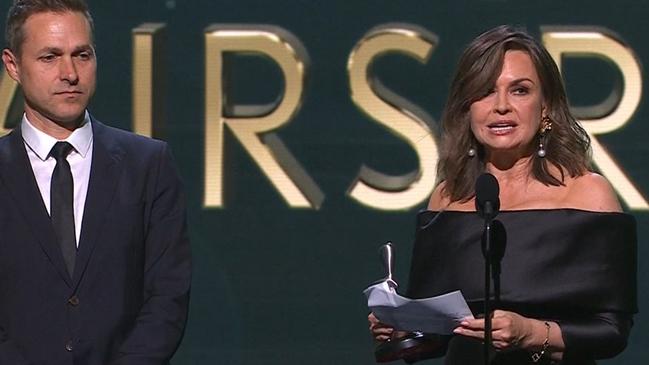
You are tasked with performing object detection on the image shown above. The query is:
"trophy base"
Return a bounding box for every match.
[375,332,446,363]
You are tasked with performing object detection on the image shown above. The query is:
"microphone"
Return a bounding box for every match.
[475,173,500,220]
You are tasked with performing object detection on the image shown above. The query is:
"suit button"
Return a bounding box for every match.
[68,295,80,306]
[65,340,74,352]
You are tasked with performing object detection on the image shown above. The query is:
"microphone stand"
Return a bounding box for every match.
[491,220,505,306]
[481,214,506,365]
[475,173,503,365]
[481,212,494,365]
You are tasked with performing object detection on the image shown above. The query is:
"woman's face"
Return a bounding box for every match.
[469,50,545,158]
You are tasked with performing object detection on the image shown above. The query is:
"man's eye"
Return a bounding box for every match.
[77,52,93,60]
[39,54,56,62]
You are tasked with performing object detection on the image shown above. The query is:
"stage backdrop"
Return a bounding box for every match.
[0,0,647,363]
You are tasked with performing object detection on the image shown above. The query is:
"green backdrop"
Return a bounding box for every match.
[1,0,647,364]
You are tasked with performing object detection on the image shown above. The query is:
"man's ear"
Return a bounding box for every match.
[2,48,21,83]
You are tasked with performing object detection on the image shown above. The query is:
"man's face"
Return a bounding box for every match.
[2,11,96,128]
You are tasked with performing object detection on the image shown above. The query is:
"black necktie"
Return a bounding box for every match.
[50,141,76,278]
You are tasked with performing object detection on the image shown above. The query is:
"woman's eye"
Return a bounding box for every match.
[512,87,529,95]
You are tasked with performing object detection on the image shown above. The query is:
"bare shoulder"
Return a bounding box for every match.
[565,172,622,212]
[427,182,451,210]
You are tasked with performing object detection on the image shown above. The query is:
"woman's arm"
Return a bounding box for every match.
[454,309,633,361]
[453,310,566,361]
[558,312,633,360]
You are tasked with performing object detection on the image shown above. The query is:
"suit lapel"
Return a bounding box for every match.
[73,119,124,287]
[0,129,73,286]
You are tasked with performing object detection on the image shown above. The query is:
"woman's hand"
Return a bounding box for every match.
[452,310,547,351]
[368,312,394,342]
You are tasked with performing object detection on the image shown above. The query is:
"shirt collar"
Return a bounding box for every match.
[21,111,93,161]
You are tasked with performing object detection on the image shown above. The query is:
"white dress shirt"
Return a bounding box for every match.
[21,112,93,246]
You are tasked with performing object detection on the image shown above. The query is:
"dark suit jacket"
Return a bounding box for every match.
[0,119,191,365]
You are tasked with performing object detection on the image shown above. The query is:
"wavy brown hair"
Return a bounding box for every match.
[437,25,591,202]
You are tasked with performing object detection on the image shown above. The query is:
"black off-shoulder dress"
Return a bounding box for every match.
[406,209,637,365]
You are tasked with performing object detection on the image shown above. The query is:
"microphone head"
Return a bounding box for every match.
[475,173,500,219]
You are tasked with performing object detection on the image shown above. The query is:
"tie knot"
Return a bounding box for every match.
[50,141,74,161]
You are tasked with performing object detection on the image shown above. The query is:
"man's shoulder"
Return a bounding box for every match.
[0,127,18,143]
[0,131,13,145]
[0,128,21,155]
[92,119,166,151]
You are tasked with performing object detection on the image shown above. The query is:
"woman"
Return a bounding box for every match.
[368,25,637,364]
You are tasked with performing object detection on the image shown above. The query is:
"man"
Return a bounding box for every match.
[0,1,191,364]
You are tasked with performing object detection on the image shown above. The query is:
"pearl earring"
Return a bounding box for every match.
[538,116,553,158]
[537,142,546,158]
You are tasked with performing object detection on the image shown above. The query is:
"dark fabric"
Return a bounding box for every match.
[443,335,594,365]
[0,119,191,365]
[406,209,637,364]
[50,141,76,278]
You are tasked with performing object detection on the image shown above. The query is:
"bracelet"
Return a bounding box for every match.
[531,321,551,363]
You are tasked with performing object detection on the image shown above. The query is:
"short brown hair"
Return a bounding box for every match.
[437,25,591,202]
[5,0,94,56]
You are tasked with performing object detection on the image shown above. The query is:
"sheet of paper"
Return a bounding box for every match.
[364,281,474,334]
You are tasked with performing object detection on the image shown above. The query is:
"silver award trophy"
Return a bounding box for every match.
[373,242,446,364]
[378,242,397,288]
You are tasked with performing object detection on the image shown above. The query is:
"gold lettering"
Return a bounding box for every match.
[0,70,22,135]
[347,24,439,210]
[543,27,648,210]
[204,25,322,208]
[132,23,166,138]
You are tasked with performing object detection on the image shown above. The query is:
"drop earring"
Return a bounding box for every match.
[468,147,476,157]
[537,140,546,158]
[537,116,553,158]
